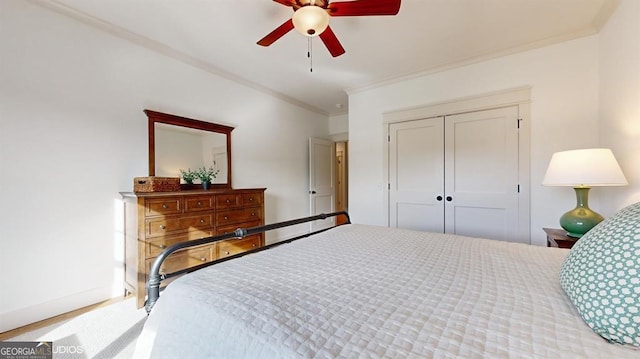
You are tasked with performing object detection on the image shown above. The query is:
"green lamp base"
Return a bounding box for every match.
[560,187,604,238]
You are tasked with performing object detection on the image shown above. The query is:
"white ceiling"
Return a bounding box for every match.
[42,0,619,116]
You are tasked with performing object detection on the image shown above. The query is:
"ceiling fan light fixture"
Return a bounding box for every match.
[292,6,330,37]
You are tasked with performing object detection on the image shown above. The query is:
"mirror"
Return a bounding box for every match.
[146,109,233,189]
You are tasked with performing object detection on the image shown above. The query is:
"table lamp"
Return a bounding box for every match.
[542,148,628,237]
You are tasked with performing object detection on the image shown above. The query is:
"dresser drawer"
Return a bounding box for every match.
[184,195,214,212]
[146,244,214,275]
[241,193,262,206]
[216,207,262,226]
[147,230,214,257]
[216,194,240,209]
[145,213,213,238]
[144,197,182,216]
[218,237,261,258]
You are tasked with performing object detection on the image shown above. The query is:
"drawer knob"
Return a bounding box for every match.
[162,204,168,209]
[200,219,205,224]
[225,199,231,203]
[252,243,256,247]
[251,212,256,216]
[225,251,230,255]
[248,197,254,202]
[159,225,166,230]
[159,244,166,249]
[197,201,202,206]
[224,216,228,220]
[200,257,206,262]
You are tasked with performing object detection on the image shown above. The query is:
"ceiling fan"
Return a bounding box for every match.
[257,0,401,58]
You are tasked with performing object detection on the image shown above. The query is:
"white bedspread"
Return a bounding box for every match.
[134,224,637,358]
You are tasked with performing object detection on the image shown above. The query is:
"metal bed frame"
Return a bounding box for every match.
[145,211,351,313]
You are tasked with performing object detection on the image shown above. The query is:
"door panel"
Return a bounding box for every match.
[452,206,507,240]
[309,137,335,231]
[444,106,521,242]
[389,118,444,232]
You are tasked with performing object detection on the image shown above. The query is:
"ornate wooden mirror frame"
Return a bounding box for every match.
[145,109,233,189]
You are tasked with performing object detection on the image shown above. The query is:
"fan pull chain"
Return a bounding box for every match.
[308,37,313,72]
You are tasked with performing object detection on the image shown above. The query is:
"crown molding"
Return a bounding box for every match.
[592,0,620,31]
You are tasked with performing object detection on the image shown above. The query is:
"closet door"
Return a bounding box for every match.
[389,117,445,232]
[444,106,520,242]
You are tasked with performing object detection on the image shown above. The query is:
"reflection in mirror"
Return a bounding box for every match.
[145,109,234,189]
[154,123,228,184]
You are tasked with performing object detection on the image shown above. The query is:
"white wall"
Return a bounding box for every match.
[598,0,640,211]
[329,114,348,135]
[0,0,328,332]
[348,1,639,247]
[328,113,349,142]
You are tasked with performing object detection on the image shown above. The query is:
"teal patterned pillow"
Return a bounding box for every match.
[559,201,640,347]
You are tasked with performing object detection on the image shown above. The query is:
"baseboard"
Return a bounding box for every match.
[0,286,117,333]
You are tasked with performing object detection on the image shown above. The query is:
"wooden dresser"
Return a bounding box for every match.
[121,188,266,308]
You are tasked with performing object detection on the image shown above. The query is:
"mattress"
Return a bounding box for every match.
[134,224,637,358]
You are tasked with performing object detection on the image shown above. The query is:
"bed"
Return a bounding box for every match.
[133,204,640,358]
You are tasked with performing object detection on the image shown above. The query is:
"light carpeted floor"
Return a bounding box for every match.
[8,298,147,359]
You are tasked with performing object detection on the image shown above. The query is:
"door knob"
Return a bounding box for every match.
[446,196,453,202]
[436,196,443,201]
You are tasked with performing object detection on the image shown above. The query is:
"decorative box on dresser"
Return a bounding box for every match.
[122,188,266,308]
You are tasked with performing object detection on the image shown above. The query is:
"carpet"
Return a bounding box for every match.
[7,298,147,359]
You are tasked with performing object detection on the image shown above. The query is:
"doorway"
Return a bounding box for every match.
[335,141,348,224]
[308,138,349,227]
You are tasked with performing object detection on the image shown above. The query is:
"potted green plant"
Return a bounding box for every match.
[195,165,220,190]
[179,168,197,184]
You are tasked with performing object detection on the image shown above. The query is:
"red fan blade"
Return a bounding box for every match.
[257,19,295,46]
[272,0,296,7]
[327,0,401,16]
[319,26,346,57]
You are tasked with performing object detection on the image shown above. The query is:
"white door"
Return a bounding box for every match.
[389,117,445,232]
[309,137,335,231]
[444,106,521,242]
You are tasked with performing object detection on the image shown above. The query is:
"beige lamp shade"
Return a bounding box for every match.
[542,148,628,187]
[292,5,330,36]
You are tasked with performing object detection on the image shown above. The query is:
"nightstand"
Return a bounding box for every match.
[543,228,579,249]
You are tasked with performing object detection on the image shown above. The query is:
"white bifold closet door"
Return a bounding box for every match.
[389,106,522,243]
[389,117,445,233]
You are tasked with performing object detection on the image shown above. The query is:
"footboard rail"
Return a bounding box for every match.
[146,211,350,313]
